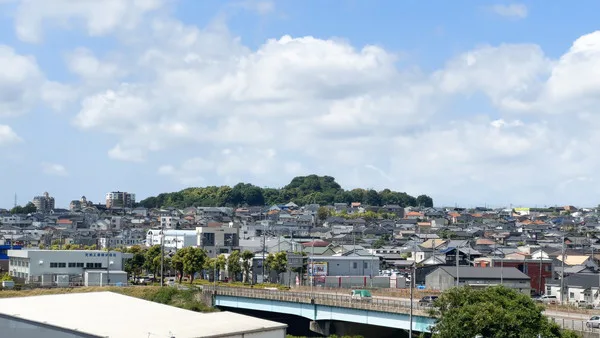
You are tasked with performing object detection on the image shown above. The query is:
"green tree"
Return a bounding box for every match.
[216,254,227,281]
[372,237,386,249]
[144,245,162,277]
[137,175,432,208]
[0,273,13,281]
[172,248,186,283]
[182,247,207,283]
[430,286,578,338]
[227,250,242,281]
[241,250,254,283]
[267,252,287,283]
[317,206,330,221]
[124,250,145,280]
[416,194,434,207]
[205,257,217,281]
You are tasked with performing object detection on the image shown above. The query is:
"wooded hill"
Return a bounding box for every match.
[139,175,433,209]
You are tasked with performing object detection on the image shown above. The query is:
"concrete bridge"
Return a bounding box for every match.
[207,286,436,336]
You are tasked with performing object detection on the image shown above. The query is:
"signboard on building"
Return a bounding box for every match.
[308,262,328,276]
[287,253,304,269]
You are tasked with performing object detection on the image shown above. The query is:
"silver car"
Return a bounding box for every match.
[586,315,600,328]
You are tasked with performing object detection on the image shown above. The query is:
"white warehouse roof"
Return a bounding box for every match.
[0,291,287,338]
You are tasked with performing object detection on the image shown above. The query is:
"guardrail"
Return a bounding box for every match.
[206,286,432,315]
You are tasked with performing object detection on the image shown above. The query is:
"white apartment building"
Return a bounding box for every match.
[160,216,180,229]
[105,191,136,208]
[146,229,197,250]
[8,249,130,285]
[196,225,240,257]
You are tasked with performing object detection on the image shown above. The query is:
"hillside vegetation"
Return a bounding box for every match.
[139,175,433,208]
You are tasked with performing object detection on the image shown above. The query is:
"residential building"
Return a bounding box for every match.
[105,191,136,208]
[160,216,180,229]
[32,192,55,213]
[474,257,553,295]
[425,266,531,295]
[196,225,240,257]
[546,273,600,305]
[146,229,197,250]
[7,249,131,285]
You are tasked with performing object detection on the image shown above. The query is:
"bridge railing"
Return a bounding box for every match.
[206,286,432,315]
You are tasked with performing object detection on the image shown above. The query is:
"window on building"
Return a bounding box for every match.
[353,262,358,269]
[363,262,368,269]
[58,263,66,268]
[570,292,575,298]
[86,263,94,268]
[68,262,76,268]
[545,265,551,272]
[76,263,84,267]
[50,262,58,268]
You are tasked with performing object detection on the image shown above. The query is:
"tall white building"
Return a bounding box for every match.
[8,249,130,285]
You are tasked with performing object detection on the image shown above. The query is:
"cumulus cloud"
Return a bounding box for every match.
[0,125,21,145]
[10,1,600,205]
[13,0,163,43]
[41,162,68,176]
[490,4,528,19]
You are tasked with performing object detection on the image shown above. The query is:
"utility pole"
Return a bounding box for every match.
[538,247,543,295]
[409,261,414,338]
[262,223,266,283]
[106,234,111,286]
[456,243,460,286]
[160,226,164,287]
[560,236,565,305]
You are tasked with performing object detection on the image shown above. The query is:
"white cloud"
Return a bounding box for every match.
[41,162,68,176]
[0,125,21,145]
[490,4,528,19]
[11,1,600,205]
[0,45,75,115]
[233,0,275,15]
[66,48,122,82]
[158,157,214,185]
[13,0,164,43]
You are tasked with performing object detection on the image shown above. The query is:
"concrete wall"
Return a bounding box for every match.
[0,316,92,338]
[425,269,455,290]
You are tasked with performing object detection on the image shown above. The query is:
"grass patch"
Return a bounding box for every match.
[0,286,217,313]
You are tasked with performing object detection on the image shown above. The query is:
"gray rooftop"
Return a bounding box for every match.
[434,266,531,280]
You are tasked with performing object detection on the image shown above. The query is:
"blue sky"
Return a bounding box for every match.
[1,0,600,209]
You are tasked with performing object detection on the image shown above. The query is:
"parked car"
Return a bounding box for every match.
[535,295,558,304]
[587,316,600,328]
[350,289,372,302]
[418,296,439,306]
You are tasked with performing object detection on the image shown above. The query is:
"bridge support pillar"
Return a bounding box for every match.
[309,320,331,336]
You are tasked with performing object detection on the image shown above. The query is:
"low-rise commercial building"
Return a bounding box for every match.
[425,266,531,295]
[7,249,130,286]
